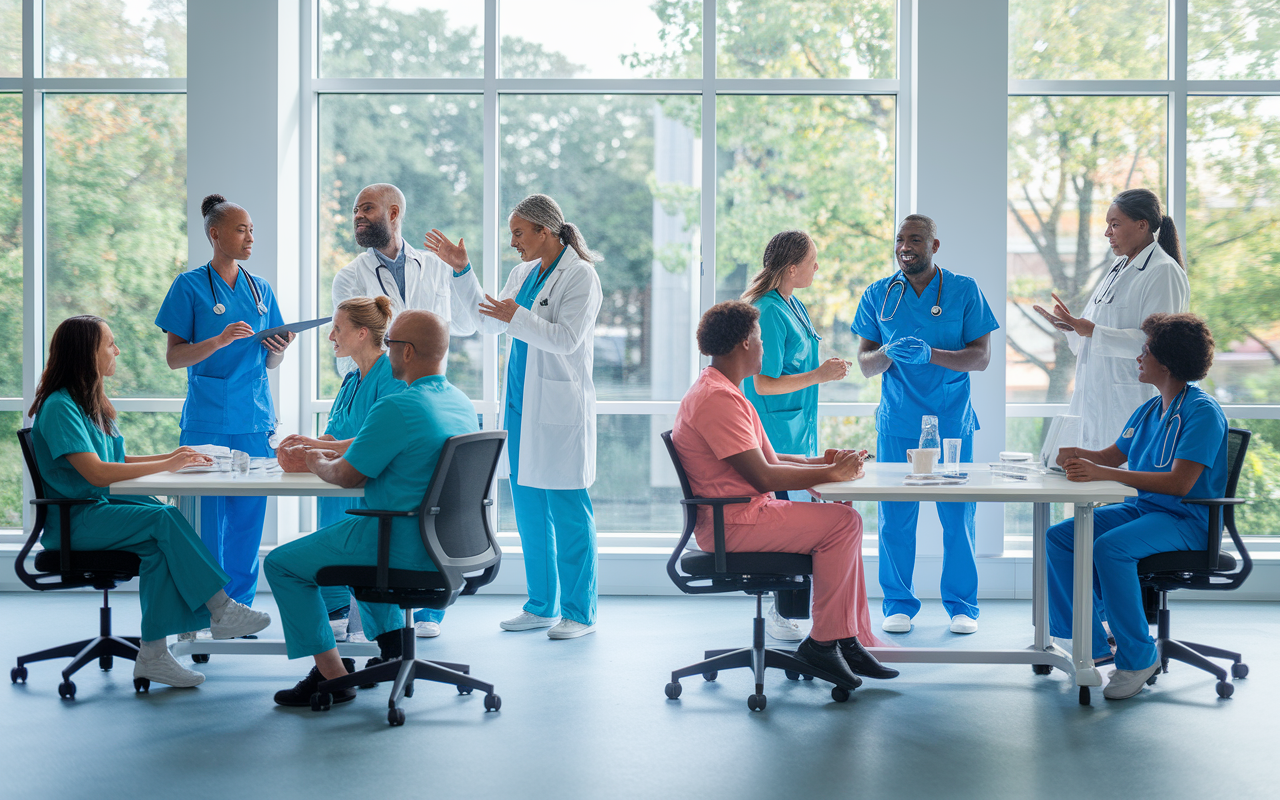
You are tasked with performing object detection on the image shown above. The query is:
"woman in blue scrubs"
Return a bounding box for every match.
[1047,313,1228,700]
[155,194,294,607]
[741,230,851,641]
[30,316,270,687]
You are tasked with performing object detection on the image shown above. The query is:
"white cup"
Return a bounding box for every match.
[906,448,939,475]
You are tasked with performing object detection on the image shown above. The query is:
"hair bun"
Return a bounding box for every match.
[201,193,227,217]
[374,294,393,319]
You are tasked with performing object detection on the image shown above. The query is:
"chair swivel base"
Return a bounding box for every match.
[10,601,144,700]
[666,644,858,711]
[1157,637,1247,699]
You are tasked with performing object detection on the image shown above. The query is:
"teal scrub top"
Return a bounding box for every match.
[743,290,821,457]
[344,375,480,540]
[31,388,125,502]
[325,354,405,441]
[505,247,566,415]
[154,262,285,435]
[852,267,999,439]
[1116,385,1228,528]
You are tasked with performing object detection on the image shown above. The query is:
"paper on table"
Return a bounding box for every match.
[252,317,332,343]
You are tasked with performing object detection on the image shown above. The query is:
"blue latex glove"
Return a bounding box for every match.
[883,336,932,365]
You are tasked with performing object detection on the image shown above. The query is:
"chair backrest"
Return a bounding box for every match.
[660,430,700,544]
[1224,427,1250,504]
[419,430,506,593]
[17,428,48,502]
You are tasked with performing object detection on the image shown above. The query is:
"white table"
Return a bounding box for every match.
[110,471,379,660]
[813,462,1137,703]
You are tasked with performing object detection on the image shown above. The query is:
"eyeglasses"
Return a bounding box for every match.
[383,335,413,349]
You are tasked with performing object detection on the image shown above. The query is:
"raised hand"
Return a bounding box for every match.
[424,229,470,272]
[1032,303,1074,332]
[816,357,851,382]
[479,293,519,323]
[218,321,255,347]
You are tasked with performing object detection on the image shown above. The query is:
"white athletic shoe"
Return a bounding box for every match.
[414,621,441,638]
[1103,660,1160,700]
[210,600,271,639]
[547,619,596,640]
[950,615,979,635]
[882,613,913,633]
[330,617,349,643]
[765,603,805,642]
[500,611,560,631]
[134,648,205,688]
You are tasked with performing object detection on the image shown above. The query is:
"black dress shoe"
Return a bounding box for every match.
[274,666,357,707]
[795,638,863,689]
[838,637,899,679]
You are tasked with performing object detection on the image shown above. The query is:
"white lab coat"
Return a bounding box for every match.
[330,239,485,375]
[466,248,603,490]
[1065,240,1189,449]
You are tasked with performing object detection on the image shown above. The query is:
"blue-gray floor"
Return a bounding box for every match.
[2,592,1276,800]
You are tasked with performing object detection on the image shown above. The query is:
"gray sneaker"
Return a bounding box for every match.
[500,611,559,631]
[1103,660,1160,700]
[134,648,205,688]
[765,603,805,642]
[211,600,271,639]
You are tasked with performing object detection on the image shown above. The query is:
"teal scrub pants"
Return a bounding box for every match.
[180,430,271,606]
[506,404,598,626]
[263,516,426,660]
[44,497,229,641]
[877,431,978,620]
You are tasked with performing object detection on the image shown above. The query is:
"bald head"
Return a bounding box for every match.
[353,184,406,249]
[386,310,449,383]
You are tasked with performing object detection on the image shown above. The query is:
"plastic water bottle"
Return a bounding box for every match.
[919,415,941,451]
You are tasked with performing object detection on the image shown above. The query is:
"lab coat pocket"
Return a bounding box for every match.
[538,378,582,426]
[185,374,229,428]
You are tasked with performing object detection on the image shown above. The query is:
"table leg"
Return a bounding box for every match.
[177,495,201,537]
[1072,503,1102,689]
[1032,501,1050,651]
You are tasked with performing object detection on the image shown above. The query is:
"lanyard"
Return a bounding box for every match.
[779,292,821,341]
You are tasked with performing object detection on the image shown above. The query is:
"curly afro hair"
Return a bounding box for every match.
[696,301,760,357]
[1141,312,1215,383]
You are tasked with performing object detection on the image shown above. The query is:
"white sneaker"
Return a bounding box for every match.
[500,611,560,631]
[414,621,441,638]
[882,613,913,633]
[547,619,596,639]
[1103,659,1160,700]
[330,617,349,643]
[765,603,805,642]
[950,615,978,634]
[134,648,205,688]
[210,600,271,639]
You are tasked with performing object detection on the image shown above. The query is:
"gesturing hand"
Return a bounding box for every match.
[816,357,851,383]
[1036,292,1095,338]
[479,294,519,323]
[218,322,255,347]
[423,229,470,272]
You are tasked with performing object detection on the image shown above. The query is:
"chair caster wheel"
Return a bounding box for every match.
[1078,686,1090,705]
[665,682,682,700]
[58,680,76,700]
[784,670,800,681]
[1032,664,1053,675]
[747,693,766,712]
[133,678,150,693]
[11,666,27,683]
[404,683,414,698]
[1145,673,1158,686]
[484,693,501,712]
[458,685,474,695]
[99,655,113,671]
[192,654,210,664]
[388,707,406,726]
[802,674,814,681]
[1216,681,1234,699]
[311,692,332,712]
[831,686,851,703]
[702,671,717,682]
[1232,663,1248,680]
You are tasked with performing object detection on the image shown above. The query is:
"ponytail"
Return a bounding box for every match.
[1156,214,1184,270]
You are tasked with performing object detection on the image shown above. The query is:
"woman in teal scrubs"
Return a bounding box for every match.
[155,194,294,607]
[741,230,851,640]
[29,316,270,687]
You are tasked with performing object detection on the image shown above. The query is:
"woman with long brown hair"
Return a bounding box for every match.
[29,315,271,688]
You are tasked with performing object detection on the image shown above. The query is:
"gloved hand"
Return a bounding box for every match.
[883,337,932,365]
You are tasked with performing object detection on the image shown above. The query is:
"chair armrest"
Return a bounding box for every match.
[679,496,752,574]
[1179,498,1245,506]
[1179,497,1248,569]
[344,508,418,517]
[30,498,94,506]
[344,507,419,590]
[31,497,93,573]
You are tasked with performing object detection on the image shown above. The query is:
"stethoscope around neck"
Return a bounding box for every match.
[777,290,821,341]
[1148,384,1190,469]
[208,262,267,316]
[880,267,944,321]
[1094,246,1156,305]
[373,249,422,300]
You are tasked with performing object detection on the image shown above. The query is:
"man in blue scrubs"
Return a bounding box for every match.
[853,214,999,635]
[265,310,479,706]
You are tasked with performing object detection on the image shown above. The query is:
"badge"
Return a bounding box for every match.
[1122,428,1135,439]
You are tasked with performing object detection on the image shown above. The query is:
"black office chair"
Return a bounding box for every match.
[313,430,506,726]
[1137,427,1253,699]
[659,431,857,712]
[10,428,150,699]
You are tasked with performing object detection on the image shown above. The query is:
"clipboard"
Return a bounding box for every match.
[253,317,331,343]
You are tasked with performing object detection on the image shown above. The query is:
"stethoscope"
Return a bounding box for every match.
[1094,246,1156,305]
[373,249,422,300]
[1146,384,1189,469]
[879,267,943,322]
[779,291,821,341]
[208,262,267,316]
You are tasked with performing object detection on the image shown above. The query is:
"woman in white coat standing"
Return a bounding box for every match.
[469,194,603,639]
[1034,188,1190,450]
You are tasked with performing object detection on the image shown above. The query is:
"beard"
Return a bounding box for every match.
[355,217,392,249]
[899,253,932,276]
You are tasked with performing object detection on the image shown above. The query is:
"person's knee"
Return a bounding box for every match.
[1047,521,1075,552]
[1092,533,1135,566]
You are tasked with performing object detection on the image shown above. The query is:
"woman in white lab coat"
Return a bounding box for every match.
[1034,188,1190,450]
[444,193,603,639]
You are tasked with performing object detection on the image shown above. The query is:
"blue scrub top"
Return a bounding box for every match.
[154,262,285,435]
[31,389,126,502]
[344,374,480,540]
[505,247,565,416]
[325,354,406,441]
[1116,385,1228,528]
[743,290,821,457]
[852,267,999,439]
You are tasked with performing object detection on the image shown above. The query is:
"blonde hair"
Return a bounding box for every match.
[337,295,394,345]
[742,230,814,304]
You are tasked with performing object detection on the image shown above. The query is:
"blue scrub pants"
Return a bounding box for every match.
[507,405,598,626]
[263,517,419,660]
[180,430,271,606]
[877,432,978,620]
[1047,503,1202,671]
[44,497,229,641]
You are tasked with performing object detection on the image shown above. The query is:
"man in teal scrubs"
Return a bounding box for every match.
[265,310,479,707]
